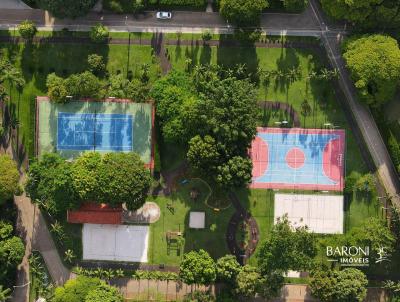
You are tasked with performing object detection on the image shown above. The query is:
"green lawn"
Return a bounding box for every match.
[0,40,160,158]
[235,188,274,265]
[147,180,235,266]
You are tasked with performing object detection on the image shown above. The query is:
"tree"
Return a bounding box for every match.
[383,280,400,302]
[0,154,19,205]
[97,152,152,210]
[65,71,104,99]
[151,72,196,143]
[235,265,263,298]
[320,0,400,29]
[125,78,150,102]
[71,152,102,202]
[46,73,68,103]
[282,0,308,12]
[54,276,102,302]
[0,60,25,97]
[0,285,11,302]
[0,221,13,240]
[90,24,109,43]
[179,250,216,285]
[26,153,79,216]
[219,0,268,27]
[187,135,220,174]
[215,254,241,284]
[84,283,123,302]
[257,215,317,275]
[87,54,106,76]
[216,156,252,189]
[354,173,375,194]
[310,268,367,302]
[18,20,37,40]
[183,290,215,302]
[37,0,97,18]
[346,217,396,263]
[108,74,149,102]
[343,35,400,106]
[0,236,25,266]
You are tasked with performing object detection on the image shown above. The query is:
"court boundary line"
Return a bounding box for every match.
[250,127,345,191]
[35,96,156,172]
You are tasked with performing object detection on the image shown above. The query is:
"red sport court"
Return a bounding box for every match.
[250,128,345,191]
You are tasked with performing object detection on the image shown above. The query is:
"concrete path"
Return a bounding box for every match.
[0,0,31,9]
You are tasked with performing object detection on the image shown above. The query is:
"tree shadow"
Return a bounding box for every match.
[216,36,260,84]
[199,45,211,65]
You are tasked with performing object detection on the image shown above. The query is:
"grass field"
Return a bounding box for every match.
[0,33,382,270]
[0,40,160,157]
[166,44,366,175]
[147,181,235,265]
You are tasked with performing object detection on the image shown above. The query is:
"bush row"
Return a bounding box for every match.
[73,267,179,281]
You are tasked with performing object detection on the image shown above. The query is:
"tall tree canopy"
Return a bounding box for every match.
[26,153,79,216]
[37,0,97,18]
[320,0,400,29]
[179,249,216,285]
[257,215,317,275]
[84,283,124,302]
[26,152,151,214]
[215,254,241,284]
[0,220,25,287]
[343,35,400,106]
[54,277,100,302]
[310,268,368,302]
[219,0,268,26]
[0,155,19,205]
[152,67,258,189]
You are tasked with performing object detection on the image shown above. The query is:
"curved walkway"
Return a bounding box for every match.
[226,192,259,265]
[258,101,301,127]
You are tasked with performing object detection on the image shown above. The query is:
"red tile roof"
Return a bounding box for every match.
[67,203,122,225]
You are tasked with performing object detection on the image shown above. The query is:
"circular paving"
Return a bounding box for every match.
[286,147,305,169]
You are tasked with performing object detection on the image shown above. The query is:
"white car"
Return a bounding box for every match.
[156,11,172,20]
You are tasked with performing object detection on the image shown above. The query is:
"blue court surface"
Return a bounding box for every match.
[250,128,345,191]
[57,112,133,151]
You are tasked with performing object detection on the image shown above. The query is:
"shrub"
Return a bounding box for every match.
[388,130,400,169]
[87,54,106,75]
[202,30,212,41]
[18,20,37,40]
[90,24,109,43]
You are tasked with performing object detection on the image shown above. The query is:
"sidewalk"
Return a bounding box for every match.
[0,0,31,9]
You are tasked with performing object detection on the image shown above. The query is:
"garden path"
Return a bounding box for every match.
[226,192,260,265]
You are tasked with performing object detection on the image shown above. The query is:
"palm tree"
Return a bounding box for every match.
[0,285,11,302]
[307,70,317,80]
[104,268,115,282]
[115,268,124,278]
[319,68,330,81]
[64,249,75,264]
[184,58,192,73]
[0,63,25,98]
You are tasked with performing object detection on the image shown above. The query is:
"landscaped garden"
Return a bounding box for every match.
[1,24,394,300]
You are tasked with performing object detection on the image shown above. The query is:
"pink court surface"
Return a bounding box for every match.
[250,128,345,191]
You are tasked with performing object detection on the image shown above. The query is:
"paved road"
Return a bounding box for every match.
[308,0,400,207]
[0,0,31,9]
[0,4,334,33]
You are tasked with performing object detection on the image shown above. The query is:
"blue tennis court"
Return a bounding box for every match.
[57,112,133,151]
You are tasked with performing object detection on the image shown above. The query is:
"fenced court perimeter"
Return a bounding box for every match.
[250,127,345,191]
[36,97,154,166]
